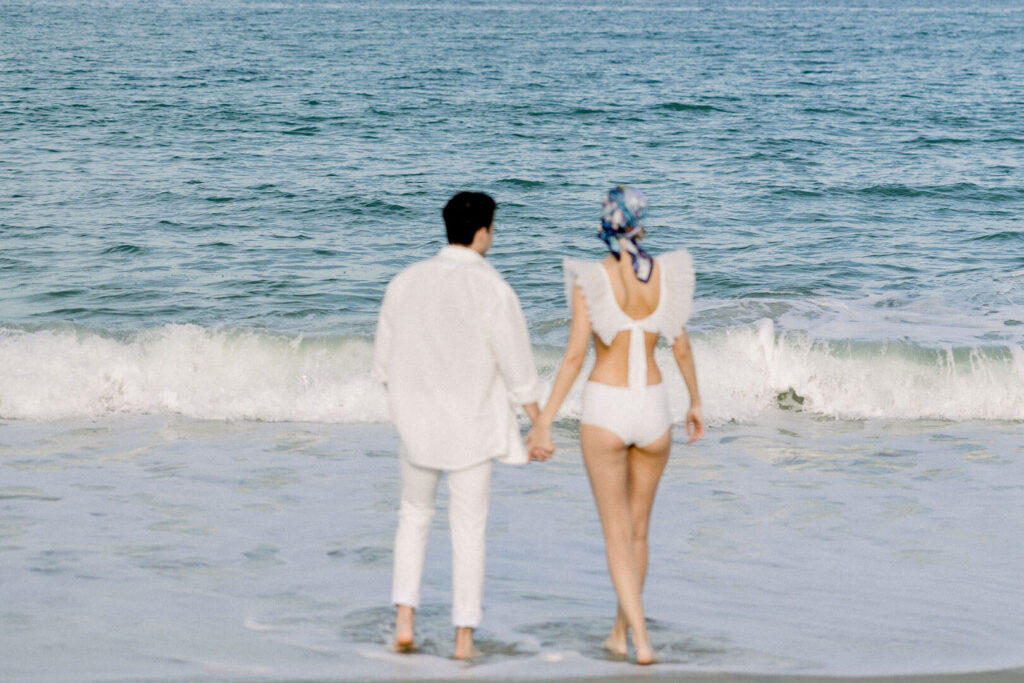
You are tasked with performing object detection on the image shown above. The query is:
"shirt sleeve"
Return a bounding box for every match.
[487,284,542,405]
[372,282,394,385]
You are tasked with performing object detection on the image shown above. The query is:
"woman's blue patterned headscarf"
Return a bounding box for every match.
[599,185,653,282]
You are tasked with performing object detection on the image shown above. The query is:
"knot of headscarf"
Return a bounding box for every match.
[599,185,652,283]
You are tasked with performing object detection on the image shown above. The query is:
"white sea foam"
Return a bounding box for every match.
[0,324,386,422]
[1,322,1021,423]
[694,319,1024,422]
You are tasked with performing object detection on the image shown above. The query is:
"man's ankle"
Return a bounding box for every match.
[453,626,474,659]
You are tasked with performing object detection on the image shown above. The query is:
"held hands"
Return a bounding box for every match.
[685,404,705,444]
[525,421,555,462]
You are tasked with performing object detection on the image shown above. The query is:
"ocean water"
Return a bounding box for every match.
[2,0,1023,680]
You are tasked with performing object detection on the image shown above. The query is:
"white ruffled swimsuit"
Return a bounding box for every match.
[563,250,696,447]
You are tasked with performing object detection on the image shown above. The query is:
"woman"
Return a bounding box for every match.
[527,186,704,664]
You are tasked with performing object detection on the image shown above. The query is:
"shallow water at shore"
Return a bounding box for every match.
[2,415,1022,680]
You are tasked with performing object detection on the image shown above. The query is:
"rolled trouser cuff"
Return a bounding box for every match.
[451,606,482,628]
[391,590,420,609]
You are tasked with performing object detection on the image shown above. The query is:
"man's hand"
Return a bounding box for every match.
[525,424,555,462]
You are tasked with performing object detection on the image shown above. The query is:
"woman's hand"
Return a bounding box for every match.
[526,423,555,461]
[685,404,705,444]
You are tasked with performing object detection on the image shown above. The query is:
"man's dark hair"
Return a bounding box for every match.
[443,191,496,245]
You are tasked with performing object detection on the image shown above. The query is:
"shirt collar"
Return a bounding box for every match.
[438,244,485,262]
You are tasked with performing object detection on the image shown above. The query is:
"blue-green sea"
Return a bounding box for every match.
[2,1,1023,680]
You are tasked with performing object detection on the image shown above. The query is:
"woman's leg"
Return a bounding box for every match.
[447,458,493,659]
[581,424,660,664]
[391,456,442,651]
[606,430,672,654]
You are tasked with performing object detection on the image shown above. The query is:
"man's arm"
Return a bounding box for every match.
[488,287,543,408]
[486,287,553,461]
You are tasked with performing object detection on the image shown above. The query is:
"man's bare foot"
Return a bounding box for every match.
[393,604,415,652]
[601,620,628,657]
[453,626,479,660]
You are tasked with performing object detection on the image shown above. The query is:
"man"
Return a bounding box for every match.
[373,191,551,659]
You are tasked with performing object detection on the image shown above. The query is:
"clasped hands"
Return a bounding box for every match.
[525,419,555,462]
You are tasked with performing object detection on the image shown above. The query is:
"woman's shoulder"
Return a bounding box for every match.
[654,248,694,274]
[562,256,607,292]
[562,256,611,289]
[561,256,624,343]
[564,254,623,280]
[562,255,608,270]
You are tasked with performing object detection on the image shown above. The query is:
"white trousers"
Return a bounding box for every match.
[391,455,493,628]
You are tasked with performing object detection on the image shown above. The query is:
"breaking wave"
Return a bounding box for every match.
[1,322,1021,423]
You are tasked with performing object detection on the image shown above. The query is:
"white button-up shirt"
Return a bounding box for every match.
[373,245,542,470]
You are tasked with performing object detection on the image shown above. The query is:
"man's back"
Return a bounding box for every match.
[374,245,539,470]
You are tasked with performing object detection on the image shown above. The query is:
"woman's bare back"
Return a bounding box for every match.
[588,254,664,387]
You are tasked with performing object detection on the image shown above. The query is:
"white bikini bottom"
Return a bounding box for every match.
[580,381,672,448]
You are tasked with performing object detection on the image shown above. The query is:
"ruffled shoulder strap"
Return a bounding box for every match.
[562,258,624,345]
[655,249,696,342]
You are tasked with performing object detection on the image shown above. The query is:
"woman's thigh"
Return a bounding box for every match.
[627,431,671,531]
[580,424,631,525]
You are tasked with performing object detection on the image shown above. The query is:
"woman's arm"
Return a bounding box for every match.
[526,284,591,457]
[672,328,705,443]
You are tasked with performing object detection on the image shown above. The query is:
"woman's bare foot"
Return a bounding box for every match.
[601,619,629,657]
[633,631,655,665]
[453,626,479,660]
[393,605,415,652]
